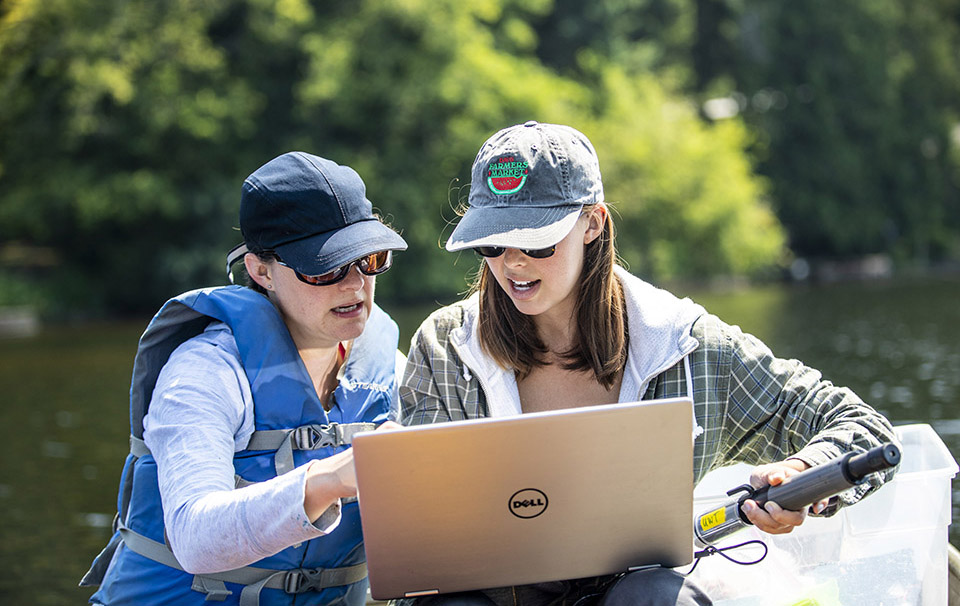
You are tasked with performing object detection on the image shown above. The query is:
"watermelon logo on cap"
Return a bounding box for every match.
[487,155,529,195]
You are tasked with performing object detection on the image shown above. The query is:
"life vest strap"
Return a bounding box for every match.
[129,421,377,477]
[130,435,363,497]
[191,575,233,601]
[246,422,377,451]
[246,422,378,476]
[117,518,367,604]
[130,435,150,458]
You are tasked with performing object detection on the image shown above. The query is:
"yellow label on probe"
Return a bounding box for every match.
[699,507,726,531]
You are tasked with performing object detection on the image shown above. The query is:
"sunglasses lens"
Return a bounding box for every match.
[474,246,555,258]
[297,266,347,285]
[359,250,392,275]
[287,251,393,286]
[475,246,505,258]
[523,246,556,259]
[274,254,345,286]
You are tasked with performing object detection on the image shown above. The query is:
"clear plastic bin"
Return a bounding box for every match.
[688,424,958,606]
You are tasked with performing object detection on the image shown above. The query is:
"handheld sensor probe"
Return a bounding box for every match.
[694,443,901,548]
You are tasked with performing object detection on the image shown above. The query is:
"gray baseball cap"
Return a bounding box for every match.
[445,121,604,252]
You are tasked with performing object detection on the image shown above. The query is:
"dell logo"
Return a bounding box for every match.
[509,489,548,519]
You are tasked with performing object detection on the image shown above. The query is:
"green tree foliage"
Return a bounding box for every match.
[692,0,960,263]
[525,0,960,265]
[583,66,783,279]
[0,0,264,313]
[0,0,783,315]
[529,0,695,80]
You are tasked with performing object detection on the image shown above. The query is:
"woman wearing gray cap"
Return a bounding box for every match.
[398,122,897,605]
[82,152,407,606]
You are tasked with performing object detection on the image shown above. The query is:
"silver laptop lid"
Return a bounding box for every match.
[353,397,694,600]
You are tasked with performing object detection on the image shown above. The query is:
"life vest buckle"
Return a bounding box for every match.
[283,567,331,594]
[283,570,305,594]
[293,424,341,450]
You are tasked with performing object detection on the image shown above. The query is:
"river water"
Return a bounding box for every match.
[1,276,958,604]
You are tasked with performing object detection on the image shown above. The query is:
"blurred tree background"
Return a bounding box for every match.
[1,0,958,317]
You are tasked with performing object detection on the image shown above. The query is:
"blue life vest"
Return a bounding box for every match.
[81,286,399,605]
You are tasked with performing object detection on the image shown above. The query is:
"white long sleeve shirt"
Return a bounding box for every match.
[143,321,402,574]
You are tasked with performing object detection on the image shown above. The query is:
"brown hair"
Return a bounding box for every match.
[472,206,627,389]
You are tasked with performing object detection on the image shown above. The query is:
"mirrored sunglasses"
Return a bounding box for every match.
[275,250,393,286]
[473,245,557,259]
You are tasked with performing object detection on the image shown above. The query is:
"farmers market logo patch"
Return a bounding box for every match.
[487,155,529,195]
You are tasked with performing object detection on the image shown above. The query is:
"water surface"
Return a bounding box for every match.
[1,276,957,604]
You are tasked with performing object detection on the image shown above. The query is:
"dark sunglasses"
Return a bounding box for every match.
[274,250,393,286]
[473,245,557,259]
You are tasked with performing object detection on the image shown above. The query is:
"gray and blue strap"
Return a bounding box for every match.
[245,422,377,476]
[237,564,368,606]
[130,421,376,477]
[116,518,366,604]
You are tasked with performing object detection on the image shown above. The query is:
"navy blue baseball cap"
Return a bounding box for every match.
[227,152,406,280]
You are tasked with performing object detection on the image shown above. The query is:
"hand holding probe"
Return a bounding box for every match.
[694,443,901,548]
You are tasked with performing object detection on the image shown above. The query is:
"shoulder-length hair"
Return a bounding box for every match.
[471,205,627,389]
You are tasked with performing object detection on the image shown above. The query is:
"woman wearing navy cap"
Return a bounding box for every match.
[82,152,407,606]
[398,122,898,605]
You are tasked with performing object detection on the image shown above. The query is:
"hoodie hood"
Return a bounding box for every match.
[615,265,705,394]
[450,266,706,416]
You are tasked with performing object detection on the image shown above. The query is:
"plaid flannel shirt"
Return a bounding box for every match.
[399,293,898,494]
[394,278,899,606]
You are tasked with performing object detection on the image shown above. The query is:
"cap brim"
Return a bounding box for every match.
[275,219,407,275]
[445,205,582,252]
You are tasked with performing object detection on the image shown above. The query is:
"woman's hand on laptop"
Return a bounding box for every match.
[302,421,404,522]
[742,459,830,535]
[303,448,360,522]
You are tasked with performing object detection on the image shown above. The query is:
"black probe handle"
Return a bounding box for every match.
[749,443,901,513]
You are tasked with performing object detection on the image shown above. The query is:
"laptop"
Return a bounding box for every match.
[352,397,695,600]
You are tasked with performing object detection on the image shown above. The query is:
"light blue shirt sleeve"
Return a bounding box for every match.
[142,322,341,575]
